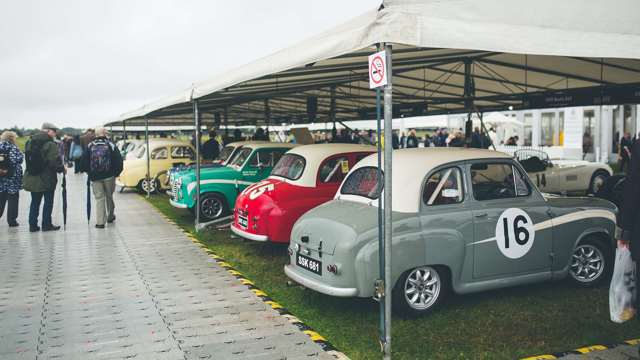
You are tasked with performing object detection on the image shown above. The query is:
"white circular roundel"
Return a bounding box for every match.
[495,208,535,259]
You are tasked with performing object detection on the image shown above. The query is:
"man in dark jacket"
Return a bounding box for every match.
[23,123,65,232]
[617,137,639,312]
[201,129,220,161]
[80,127,123,229]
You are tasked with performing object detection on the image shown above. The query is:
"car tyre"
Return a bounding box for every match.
[588,170,610,195]
[392,265,448,316]
[199,193,228,221]
[137,178,158,194]
[568,237,612,288]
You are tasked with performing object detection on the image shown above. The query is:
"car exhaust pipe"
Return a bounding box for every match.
[196,215,233,231]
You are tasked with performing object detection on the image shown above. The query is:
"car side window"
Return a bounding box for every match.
[514,166,531,197]
[319,156,349,183]
[150,147,168,160]
[470,163,517,201]
[422,167,464,205]
[249,150,282,168]
[171,146,193,159]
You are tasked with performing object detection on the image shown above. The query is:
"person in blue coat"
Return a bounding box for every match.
[0,131,24,227]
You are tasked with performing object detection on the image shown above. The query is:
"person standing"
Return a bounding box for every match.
[23,123,65,232]
[0,131,24,227]
[391,131,399,150]
[69,135,83,173]
[617,136,639,312]
[619,132,633,174]
[405,129,419,148]
[80,127,123,229]
[201,129,221,160]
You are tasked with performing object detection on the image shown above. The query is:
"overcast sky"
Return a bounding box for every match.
[0,0,379,130]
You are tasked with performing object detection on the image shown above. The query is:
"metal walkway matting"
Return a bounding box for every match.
[0,173,334,360]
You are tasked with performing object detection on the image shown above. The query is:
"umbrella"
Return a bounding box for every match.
[61,173,68,230]
[86,177,91,224]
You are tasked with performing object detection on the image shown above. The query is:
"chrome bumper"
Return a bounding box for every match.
[230,224,268,242]
[284,265,358,297]
[169,199,188,209]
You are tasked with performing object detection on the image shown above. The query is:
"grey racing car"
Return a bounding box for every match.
[284,148,617,315]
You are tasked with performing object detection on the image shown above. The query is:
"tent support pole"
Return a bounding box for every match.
[123,121,127,140]
[382,43,393,360]
[194,100,201,231]
[463,59,474,146]
[224,106,229,141]
[264,99,271,137]
[144,117,150,199]
[375,43,386,355]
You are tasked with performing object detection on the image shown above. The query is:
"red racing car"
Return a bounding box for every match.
[231,143,375,243]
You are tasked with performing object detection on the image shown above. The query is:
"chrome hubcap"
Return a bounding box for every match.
[592,175,606,193]
[404,266,441,310]
[142,179,156,192]
[201,197,223,219]
[570,244,604,282]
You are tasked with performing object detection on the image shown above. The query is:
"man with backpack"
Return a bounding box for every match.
[80,127,123,229]
[23,123,65,232]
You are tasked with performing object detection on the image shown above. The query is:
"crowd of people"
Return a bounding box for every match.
[0,123,123,231]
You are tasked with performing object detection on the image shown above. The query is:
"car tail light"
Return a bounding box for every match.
[327,264,340,275]
[252,216,259,230]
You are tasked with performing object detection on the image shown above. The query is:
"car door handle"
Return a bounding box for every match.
[474,213,488,218]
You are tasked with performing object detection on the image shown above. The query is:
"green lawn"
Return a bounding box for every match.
[146,193,639,359]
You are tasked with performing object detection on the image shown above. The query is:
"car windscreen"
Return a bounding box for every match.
[228,147,253,168]
[340,166,383,199]
[219,145,235,162]
[271,154,306,180]
[135,145,146,159]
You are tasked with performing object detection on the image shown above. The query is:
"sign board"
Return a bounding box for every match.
[369,51,388,89]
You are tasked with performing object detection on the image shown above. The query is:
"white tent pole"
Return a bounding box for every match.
[382,43,393,360]
[145,116,150,198]
[194,100,201,231]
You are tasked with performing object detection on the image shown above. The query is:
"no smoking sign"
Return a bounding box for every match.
[368,50,388,89]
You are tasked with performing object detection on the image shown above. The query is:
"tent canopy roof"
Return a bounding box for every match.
[106,0,640,128]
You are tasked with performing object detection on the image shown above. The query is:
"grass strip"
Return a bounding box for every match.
[146,193,639,359]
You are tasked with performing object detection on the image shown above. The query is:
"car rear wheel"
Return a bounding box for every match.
[588,170,610,195]
[137,178,158,194]
[393,265,447,316]
[568,238,611,287]
[199,193,227,221]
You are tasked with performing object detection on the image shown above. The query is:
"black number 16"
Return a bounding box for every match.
[503,215,530,249]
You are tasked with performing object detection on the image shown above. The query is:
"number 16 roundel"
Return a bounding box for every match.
[495,208,535,259]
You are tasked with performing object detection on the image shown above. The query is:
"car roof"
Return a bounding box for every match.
[240,142,299,150]
[147,139,193,149]
[271,143,376,187]
[340,148,513,213]
[225,140,271,147]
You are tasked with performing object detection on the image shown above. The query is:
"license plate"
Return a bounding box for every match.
[296,253,322,275]
[238,215,248,229]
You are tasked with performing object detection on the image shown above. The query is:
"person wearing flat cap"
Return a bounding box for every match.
[22,122,65,232]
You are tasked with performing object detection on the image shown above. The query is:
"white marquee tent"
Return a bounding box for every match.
[106,1,640,358]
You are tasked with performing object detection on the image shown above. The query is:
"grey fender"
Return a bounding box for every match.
[552,222,615,279]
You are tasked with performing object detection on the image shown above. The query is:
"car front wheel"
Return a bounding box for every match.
[568,238,611,287]
[199,193,227,221]
[588,170,610,195]
[393,265,447,316]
